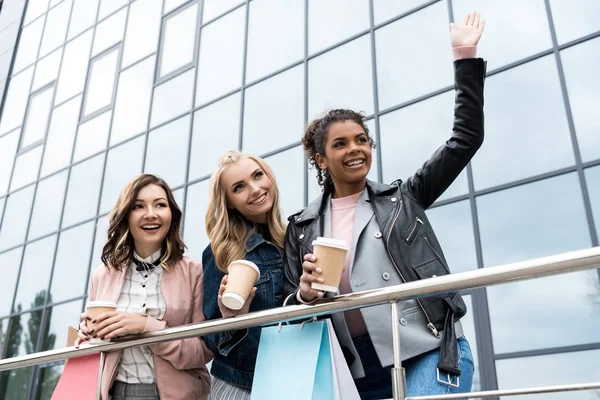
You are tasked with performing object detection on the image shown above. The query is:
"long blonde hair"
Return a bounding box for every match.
[206,151,287,273]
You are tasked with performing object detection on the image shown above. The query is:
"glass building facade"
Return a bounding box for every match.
[0,0,598,398]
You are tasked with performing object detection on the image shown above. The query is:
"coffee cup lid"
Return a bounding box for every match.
[86,301,117,308]
[227,260,260,278]
[312,237,349,251]
[221,292,245,310]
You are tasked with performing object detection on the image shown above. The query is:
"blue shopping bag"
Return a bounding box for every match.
[251,320,333,400]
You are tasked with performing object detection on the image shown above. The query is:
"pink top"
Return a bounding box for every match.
[87,257,213,400]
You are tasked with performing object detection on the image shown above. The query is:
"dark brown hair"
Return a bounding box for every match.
[101,174,185,271]
[302,109,375,190]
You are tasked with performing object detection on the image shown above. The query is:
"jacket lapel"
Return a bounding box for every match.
[348,190,373,274]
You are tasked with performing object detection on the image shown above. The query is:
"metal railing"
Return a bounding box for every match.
[1,246,600,399]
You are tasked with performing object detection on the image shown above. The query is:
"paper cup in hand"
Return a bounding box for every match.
[222,260,260,310]
[85,301,117,344]
[311,237,349,293]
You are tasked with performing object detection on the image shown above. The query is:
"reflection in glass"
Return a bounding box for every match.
[496,350,600,399]
[373,0,432,24]
[0,66,34,135]
[202,0,244,23]
[0,130,19,195]
[13,235,57,309]
[145,115,190,188]
[379,91,469,201]
[90,215,109,272]
[24,0,49,25]
[471,56,574,190]
[376,2,453,110]
[92,8,126,57]
[50,222,94,302]
[110,56,155,146]
[189,92,240,181]
[150,69,194,128]
[0,1,27,32]
[458,295,481,393]
[308,0,369,55]
[32,47,62,92]
[243,66,303,155]
[159,2,198,78]
[183,180,210,261]
[426,200,477,273]
[98,0,128,21]
[21,85,55,148]
[13,16,45,72]
[34,363,65,400]
[585,166,600,240]
[84,48,119,117]
[41,96,82,177]
[308,35,374,118]
[100,136,144,214]
[264,146,304,219]
[10,145,43,191]
[550,0,600,45]
[62,154,105,227]
[195,6,245,106]
[41,301,83,353]
[28,171,68,240]
[561,37,600,163]
[0,186,34,251]
[122,0,162,68]
[68,0,99,40]
[0,21,20,56]
[453,0,552,70]
[55,29,93,105]
[74,111,112,162]
[0,248,22,317]
[246,0,304,82]
[39,0,71,57]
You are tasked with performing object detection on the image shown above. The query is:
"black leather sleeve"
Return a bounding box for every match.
[402,58,486,209]
[283,221,303,306]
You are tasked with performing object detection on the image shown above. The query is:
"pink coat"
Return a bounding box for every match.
[87,256,213,399]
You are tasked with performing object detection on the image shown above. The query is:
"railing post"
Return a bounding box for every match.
[96,351,105,400]
[391,301,407,400]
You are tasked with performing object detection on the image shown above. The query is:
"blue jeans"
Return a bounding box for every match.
[353,335,474,400]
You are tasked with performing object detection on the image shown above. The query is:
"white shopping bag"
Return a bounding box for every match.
[326,319,361,400]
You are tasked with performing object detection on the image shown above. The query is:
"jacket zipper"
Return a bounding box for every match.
[423,236,450,274]
[385,200,439,338]
[404,217,423,243]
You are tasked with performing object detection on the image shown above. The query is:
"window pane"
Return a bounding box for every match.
[550,0,600,45]
[100,136,144,214]
[0,248,23,317]
[40,96,82,177]
[0,317,6,348]
[164,0,190,15]
[453,0,552,70]
[32,47,62,92]
[159,3,198,78]
[243,66,303,155]
[144,115,190,188]
[0,66,34,135]
[472,56,574,190]
[183,179,210,261]
[83,47,119,117]
[92,7,126,57]
[373,0,432,25]
[28,171,68,240]
[110,56,155,145]
[189,92,240,180]
[477,173,596,353]
[195,6,245,106]
[98,0,128,21]
[62,154,104,227]
[0,50,13,80]
[10,145,43,191]
[0,0,27,32]
[202,0,243,23]
[308,0,369,55]
[0,20,21,56]
[376,2,452,109]
[379,91,469,201]
[13,15,45,72]
[173,188,184,210]
[246,0,304,83]
[0,130,20,195]
[561,37,600,163]
[55,29,93,105]
[68,0,99,40]
[308,35,374,118]
[39,0,71,57]
[73,110,111,162]
[122,0,162,68]
[264,146,304,219]
[14,235,56,309]
[426,200,477,273]
[585,166,600,239]
[24,0,50,25]
[34,364,64,400]
[50,222,94,303]
[496,350,600,399]
[90,215,108,271]
[40,300,84,352]
[458,295,481,393]
[21,85,55,148]
[150,69,194,128]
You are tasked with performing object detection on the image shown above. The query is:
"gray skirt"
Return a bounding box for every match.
[110,381,160,400]
[210,376,251,400]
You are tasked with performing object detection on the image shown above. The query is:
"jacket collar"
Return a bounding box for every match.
[244,223,268,253]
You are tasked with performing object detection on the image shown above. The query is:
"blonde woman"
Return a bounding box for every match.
[75,174,212,399]
[202,150,287,398]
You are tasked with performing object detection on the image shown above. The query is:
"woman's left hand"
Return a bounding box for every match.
[450,11,485,47]
[90,311,148,340]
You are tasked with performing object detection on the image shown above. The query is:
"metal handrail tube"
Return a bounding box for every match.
[0,246,599,372]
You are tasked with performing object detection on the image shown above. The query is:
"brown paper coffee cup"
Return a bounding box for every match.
[222,260,260,310]
[311,237,349,293]
[86,301,117,344]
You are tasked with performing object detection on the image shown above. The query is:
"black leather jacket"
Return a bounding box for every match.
[283,58,486,375]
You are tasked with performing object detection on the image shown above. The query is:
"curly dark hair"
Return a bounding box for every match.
[302,109,375,190]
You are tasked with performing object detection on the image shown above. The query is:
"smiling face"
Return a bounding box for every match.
[220,157,275,224]
[127,183,172,258]
[316,120,373,197]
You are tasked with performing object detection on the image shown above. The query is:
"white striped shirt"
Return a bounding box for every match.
[115,249,166,384]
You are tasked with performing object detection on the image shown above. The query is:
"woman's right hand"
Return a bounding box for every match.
[217,275,257,318]
[299,254,325,303]
[74,312,92,348]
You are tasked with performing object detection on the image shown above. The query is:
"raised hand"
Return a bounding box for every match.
[217,275,257,318]
[450,11,485,48]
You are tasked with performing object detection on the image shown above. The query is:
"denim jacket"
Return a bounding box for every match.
[202,228,284,389]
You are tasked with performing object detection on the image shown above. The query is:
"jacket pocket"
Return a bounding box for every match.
[403,216,423,245]
[422,235,450,274]
[413,259,447,280]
